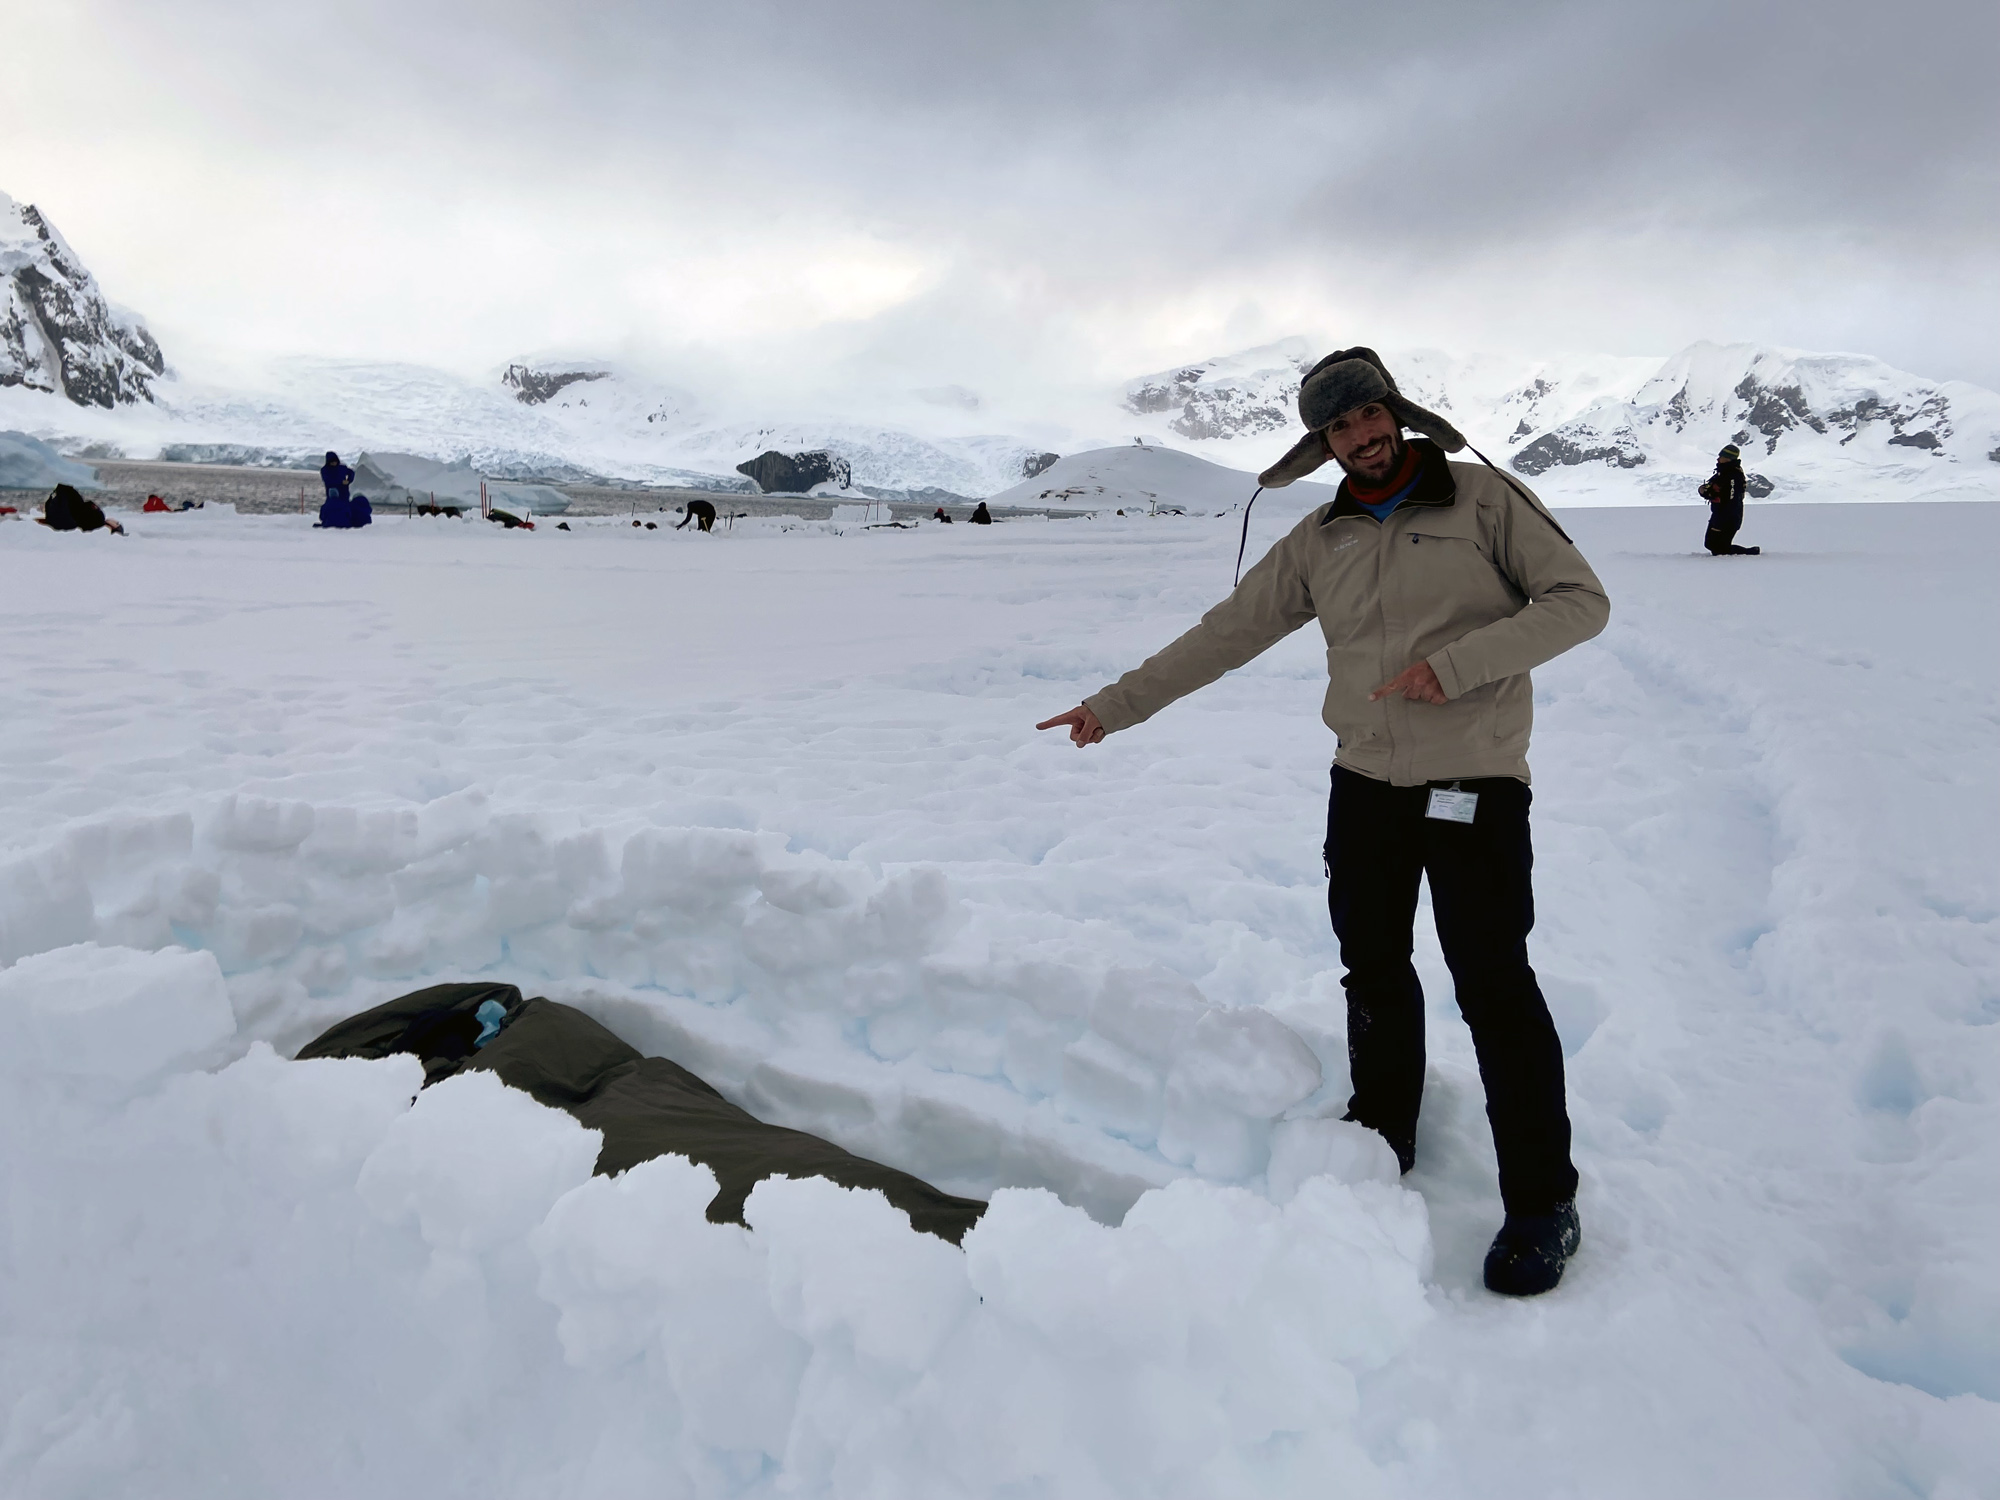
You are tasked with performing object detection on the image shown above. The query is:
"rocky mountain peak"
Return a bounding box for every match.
[502,363,610,406]
[1123,338,1316,442]
[0,192,166,408]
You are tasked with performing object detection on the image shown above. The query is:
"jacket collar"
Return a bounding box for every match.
[1320,438,1455,525]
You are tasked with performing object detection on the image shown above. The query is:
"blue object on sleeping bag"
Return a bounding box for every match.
[473,999,508,1048]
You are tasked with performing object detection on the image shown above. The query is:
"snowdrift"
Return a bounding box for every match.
[986,443,1339,515]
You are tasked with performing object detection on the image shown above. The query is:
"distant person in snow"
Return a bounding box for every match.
[934,505,954,523]
[320,451,354,509]
[1698,445,1759,555]
[1037,347,1610,1297]
[38,483,123,534]
[969,501,992,525]
[675,498,717,533]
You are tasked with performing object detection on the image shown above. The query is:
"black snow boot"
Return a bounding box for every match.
[1483,1200,1581,1296]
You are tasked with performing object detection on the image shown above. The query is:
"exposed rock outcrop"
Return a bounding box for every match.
[1125,341,1314,442]
[1,192,165,408]
[502,364,610,406]
[1023,451,1059,478]
[735,449,852,494]
[1511,421,1648,476]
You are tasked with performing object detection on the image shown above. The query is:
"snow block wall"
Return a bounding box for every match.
[0,794,1342,1220]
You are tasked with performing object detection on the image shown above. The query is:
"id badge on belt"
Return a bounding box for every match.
[1425,784,1479,824]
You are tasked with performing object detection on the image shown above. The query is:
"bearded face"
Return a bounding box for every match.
[1322,401,1407,485]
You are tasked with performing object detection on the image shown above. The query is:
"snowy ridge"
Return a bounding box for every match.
[986,442,1339,515]
[1511,341,2000,498]
[0,193,165,408]
[1123,340,2000,503]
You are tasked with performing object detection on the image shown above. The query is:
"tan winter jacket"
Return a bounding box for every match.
[1084,441,1610,785]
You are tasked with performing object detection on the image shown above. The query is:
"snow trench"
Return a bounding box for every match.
[0,794,1435,1496]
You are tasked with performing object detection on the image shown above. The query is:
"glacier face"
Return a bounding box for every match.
[0,194,165,409]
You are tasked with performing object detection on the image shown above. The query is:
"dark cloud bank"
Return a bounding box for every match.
[44,0,2000,389]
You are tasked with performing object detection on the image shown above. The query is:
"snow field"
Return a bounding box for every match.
[0,496,1995,1496]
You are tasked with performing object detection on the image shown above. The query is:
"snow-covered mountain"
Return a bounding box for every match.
[2,190,1994,504]
[1,193,166,409]
[1121,341,2000,503]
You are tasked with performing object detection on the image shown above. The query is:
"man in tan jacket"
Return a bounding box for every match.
[1038,347,1609,1295]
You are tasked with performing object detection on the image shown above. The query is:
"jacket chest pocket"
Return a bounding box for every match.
[1399,528,1514,610]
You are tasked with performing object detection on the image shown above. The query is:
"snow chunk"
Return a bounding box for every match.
[0,942,234,1085]
[357,1069,601,1256]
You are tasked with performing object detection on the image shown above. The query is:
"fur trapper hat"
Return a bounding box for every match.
[1258,346,1466,487]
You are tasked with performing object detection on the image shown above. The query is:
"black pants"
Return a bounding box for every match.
[1325,766,1578,1214]
[1704,500,1753,555]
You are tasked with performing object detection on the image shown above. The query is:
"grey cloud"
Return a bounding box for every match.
[48,0,2000,386]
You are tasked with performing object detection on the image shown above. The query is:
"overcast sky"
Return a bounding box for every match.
[7,0,1997,409]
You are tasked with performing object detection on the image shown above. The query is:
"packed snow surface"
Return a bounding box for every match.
[0,488,1995,1497]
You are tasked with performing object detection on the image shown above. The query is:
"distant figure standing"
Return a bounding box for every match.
[321,451,355,508]
[675,499,717,532]
[1699,445,1759,556]
[969,501,993,525]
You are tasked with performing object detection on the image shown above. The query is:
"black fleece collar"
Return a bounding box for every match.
[1321,438,1455,525]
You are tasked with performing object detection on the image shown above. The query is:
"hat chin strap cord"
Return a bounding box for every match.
[1233,487,1264,586]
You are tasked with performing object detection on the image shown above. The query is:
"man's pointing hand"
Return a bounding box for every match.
[1370,661,1448,705]
[1037,704,1107,746]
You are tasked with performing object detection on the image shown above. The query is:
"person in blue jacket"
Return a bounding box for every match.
[320,451,355,506]
[317,451,370,529]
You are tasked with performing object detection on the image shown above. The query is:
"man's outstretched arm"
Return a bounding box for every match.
[1037,525,1315,746]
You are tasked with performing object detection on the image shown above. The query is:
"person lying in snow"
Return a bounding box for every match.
[1698,445,1759,555]
[297,982,987,1243]
[38,483,123,534]
[1038,347,1610,1296]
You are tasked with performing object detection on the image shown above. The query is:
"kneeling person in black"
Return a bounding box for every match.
[1700,445,1759,555]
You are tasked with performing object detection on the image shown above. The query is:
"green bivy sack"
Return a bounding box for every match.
[297,982,987,1244]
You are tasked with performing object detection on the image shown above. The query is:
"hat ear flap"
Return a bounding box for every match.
[1258,430,1330,488]
[1385,393,1466,453]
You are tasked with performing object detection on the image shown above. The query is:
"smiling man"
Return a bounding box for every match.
[1037,348,1610,1295]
